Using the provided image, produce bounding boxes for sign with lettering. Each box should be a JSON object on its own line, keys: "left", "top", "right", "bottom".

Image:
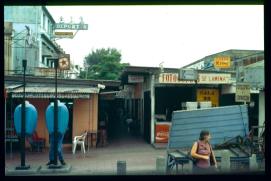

{"left": 214, "top": 56, "right": 231, "bottom": 69}
{"left": 198, "top": 73, "right": 231, "bottom": 84}
{"left": 54, "top": 31, "right": 74, "bottom": 38}
{"left": 179, "top": 69, "right": 198, "bottom": 80}
{"left": 35, "top": 68, "right": 61, "bottom": 77}
{"left": 54, "top": 23, "right": 88, "bottom": 30}
{"left": 197, "top": 89, "right": 219, "bottom": 107}
{"left": 159, "top": 73, "right": 195, "bottom": 84}
{"left": 159, "top": 73, "right": 231, "bottom": 84}
{"left": 235, "top": 83, "right": 250, "bottom": 102}
{"left": 128, "top": 75, "right": 144, "bottom": 83}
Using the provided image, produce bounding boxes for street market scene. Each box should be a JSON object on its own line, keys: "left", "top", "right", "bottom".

{"left": 4, "top": 5, "right": 265, "bottom": 175}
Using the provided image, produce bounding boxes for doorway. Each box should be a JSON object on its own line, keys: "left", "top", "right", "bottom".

{"left": 49, "top": 99, "right": 73, "bottom": 144}
{"left": 143, "top": 91, "right": 151, "bottom": 143}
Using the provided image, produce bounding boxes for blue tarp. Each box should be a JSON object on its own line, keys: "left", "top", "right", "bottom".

{"left": 168, "top": 105, "right": 249, "bottom": 149}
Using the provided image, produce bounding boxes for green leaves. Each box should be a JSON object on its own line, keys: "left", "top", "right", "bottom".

{"left": 80, "top": 48, "right": 129, "bottom": 80}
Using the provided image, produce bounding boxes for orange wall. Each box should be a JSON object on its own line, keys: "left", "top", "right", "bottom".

{"left": 72, "top": 94, "right": 98, "bottom": 138}
{"left": 27, "top": 99, "right": 50, "bottom": 147}
{"left": 26, "top": 94, "right": 98, "bottom": 148}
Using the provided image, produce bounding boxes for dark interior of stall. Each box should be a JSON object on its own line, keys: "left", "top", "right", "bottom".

{"left": 98, "top": 98, "right": 127, "bottom": 141}
{"left": 144, "top": 91, "right": 151, "bottom": 143}
{"left": 220, "top": 93, "right": 259, "bottom": 136}
{"left": 155, "top": 86, "right": 194, "bottom": 122}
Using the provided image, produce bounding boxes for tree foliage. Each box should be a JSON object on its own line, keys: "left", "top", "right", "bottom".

{"left": 80, "top": 48, "right": 129, "bottom": 80}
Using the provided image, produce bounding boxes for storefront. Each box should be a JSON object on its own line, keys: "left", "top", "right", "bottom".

{"left": 5, "top": 76, "right": 103, "bottom": 149}
{"left": 6, "top": 85, "right": 99, "bottom": 148}
{"left": 152, "top": 72, "right": 233, "bottom": 145}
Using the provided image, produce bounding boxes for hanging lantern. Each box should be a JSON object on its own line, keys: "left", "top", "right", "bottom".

{"left": 14, "top": 101, "right": 38, "bottom": 136}
{"left": 45, "top": 100, "right": 69, "bottom": 134}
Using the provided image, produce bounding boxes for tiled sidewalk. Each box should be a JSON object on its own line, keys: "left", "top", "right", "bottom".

{"left": 5, "top": 136, "right": 167, "bottom": 175}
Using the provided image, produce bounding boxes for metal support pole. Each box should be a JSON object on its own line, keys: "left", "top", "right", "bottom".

{"left": 5, "top": 89, "right": 6, "bottom": 160}
{"left": 194, "top": 80, "right": 198, "bottom": 102}
{"left": 54, "top": 59, "right": 58, "bottom": 165}
{"left": 16, "top": 59, "right": 30, "bottom": 170}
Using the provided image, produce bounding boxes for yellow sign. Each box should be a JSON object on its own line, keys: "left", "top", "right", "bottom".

{"left": 54, "top": 32, "right": 73, "bottom": 36}
{"left": 54, "top": 31, "right": 74, "bottom": 38}
{"left": 214, "top": 56, "right": 231, "bottom": 68}
{"left": 197, "top": 89, "right": 219, "bottom": 107}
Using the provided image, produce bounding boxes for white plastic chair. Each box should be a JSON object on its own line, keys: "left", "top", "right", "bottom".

{"left": 72, "top": 131, "right": 87, "bottom": 154}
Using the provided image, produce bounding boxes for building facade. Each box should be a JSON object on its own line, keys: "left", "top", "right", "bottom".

{"left": 5, "top": 75, "right": 120, "bottom": 150}
{"left": 4, "top": 22, "right": 13, "bottom": 75}
{"left": 183, "top": 49, "right": 264, "bottom": 73}
{"left": 4, "top": 6, "right": 65, "bottom": 75}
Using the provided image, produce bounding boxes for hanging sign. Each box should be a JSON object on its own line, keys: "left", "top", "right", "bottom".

{"left": 54, "top": 23, "right": 88, "bottom": 30}
{"left": 235, "top": 83, "right": 250, "bottom": 102}
{"left": 54, "top": 31, "right": 74, "bottom": 38}
{"left": 58, "top": 54, "right": 70, "bottom": 70}
{"left": 128, "top": 75, "right": 144, "bottom": 83}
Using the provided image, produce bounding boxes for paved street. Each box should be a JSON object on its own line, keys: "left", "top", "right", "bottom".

{"left": 5, "top": 135, "right": 167, "bottom": 175}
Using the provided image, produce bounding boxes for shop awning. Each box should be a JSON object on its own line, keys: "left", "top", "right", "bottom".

{"left": 9, "top": 85, "right": 100, "bottom": 99}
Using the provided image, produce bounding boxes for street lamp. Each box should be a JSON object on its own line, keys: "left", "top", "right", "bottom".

{"left": 46, "top": 58, "right": 61, "bottom": 168}
{"left": 16, "top": 59, "right": 30, "bottom": 170}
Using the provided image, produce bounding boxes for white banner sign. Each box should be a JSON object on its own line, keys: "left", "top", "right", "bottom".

{"left": 159, "top": 73, "right": 195, "bottom": 84}
{"left": 198, "top": 73, "right": 231, "bottom": 84}
{"left": 159, "top": 73, "right": 231, "bottom": 84}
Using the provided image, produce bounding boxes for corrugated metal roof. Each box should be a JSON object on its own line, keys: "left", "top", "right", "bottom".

{"left": 244, "top": 60, "right": 264, "bottom": 68}
{"left": 168, "top": 105, "right": 249, "bottom": 150}
{"left": 11, "top": 86, "right": 100, "bottom": 94}
{"left": 8, "top": 85, "right": 99, "bottom": 99}
{"left": 5, "top": 84, "right": 23, "bottom": 91}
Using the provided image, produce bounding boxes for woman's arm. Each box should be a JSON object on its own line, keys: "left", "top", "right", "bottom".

{"left": 191, "top": 142, "right": 209, "bottom": 160}
{"left": 210, "top": 144, "right": 217, "bottom": 167}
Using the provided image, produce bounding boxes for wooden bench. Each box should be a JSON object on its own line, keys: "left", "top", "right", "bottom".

{"left": 166, "top": 150, "right": 190, "bottom": 174}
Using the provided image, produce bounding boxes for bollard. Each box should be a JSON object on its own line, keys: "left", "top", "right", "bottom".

{"left": 156, "top": 156, "right": 166, "bottom": 174}
{"left": 117, "top": 161, "right": 126, "bottom": 175}
{"left": 221, "top": 150, "right": 231, "bottom": 173}
{"left": 249, "top": 154, "right": 258, "bottom": 171}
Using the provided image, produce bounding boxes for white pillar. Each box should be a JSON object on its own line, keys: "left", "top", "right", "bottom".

{"left": 151, "top": 75, "right": 155, "bottom": 144}
{"left": 258, "top": 90, "right": 265, "bottom": 137}
{"left": 221, "top": 150, "right": 231, "bottom": 173}
{"left": 156, "top": 156, "right": 166, "bottom": 174}
{"left": 249, "top": 154, "right": 258, "bottom": 171}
